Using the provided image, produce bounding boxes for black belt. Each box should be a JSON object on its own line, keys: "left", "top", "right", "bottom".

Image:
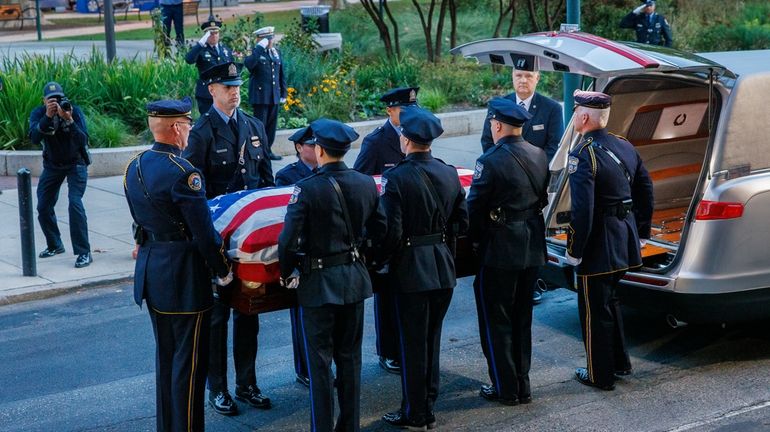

{"left": 600, "top": 200, "right": 633, "bottom": 218}
{"left": 145, "top": 231, "right": 189, "bottom": 242}
{"left": 404, "top": 232, "right": 446, "bottom": 247}
{"left": 490, "top": 207, "right": 542, "bottom": 224}
{"left": 304, "top": 249, "right": 360, "bottom": 271}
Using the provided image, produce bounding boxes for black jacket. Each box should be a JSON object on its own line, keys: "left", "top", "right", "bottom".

{"left": 244, "top": 44, "right": 287, "bottom": 106}
{"left": 353, "top": 120, "right": 404, "bottom": 175}
{"left": 620, "top": 11, "right": 673, "bottom": 47}
{"left": 184, "top": 42, "right": 234, "bottom": 99}
{"left": 275, "top": 160, "right": 315, "bottom": 186}
{"left": 29, "top": 105, "right": 90, "bottom": 169}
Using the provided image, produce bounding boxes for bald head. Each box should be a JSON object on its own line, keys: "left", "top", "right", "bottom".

{"left": 574, "top": 106, "right": 610, "bottom": 134}
{"left": 149, "top": 116, "right": 192, "bottom": 149}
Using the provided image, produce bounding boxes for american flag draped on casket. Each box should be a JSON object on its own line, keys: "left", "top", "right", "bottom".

{"left": 208, "top": 167, "right": 476, "bottom": 314}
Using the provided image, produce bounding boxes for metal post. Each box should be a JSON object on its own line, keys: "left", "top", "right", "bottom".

{"left": 562, "top": 0, "right": 580, "bottom": 125}
{"left": 104, "top": 0, "right": 116, "bottom": 62}
{"left": 17, "top": 169, "right": 37, "bottom": 277}
{"left": 34, "top": 0, "right": 42, "bottom": 41}
{"left": 209, "top": 0, "right": 213, "bottom": 20}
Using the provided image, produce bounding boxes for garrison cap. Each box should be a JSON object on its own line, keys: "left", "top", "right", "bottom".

{"left": 146, "top": 97, "right": 193, "bottom": 119}
{"left": 201, "top": 15, "right": 222, "bottom": 32}
{"left": 202, "top": 62, "right": 243, "bottom": 86}
{"left": 288, "top": 126, "right": 316, "bottom": 145}
{"left": 574, "top": 90, "right": 612, "bottom": 109}
{"left": 487, "top": 97, "right": 532, "bottom": 127}
{"left": 254, "top": 26, "right": 275, "bottom": 39}
{"left": 380, "top": 87, "right": 419, "bottom": 107}
{"left": 399, "top": 105, "right": 444, "bottom": 145}
{"left": 43, "top": 81, "right": 65, "bottom": 98}
{"left": 310, "top": 118, "right": 358, "bottom": 152}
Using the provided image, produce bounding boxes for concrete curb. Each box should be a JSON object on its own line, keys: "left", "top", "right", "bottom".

{"left": 1, "top": 109, "right": 487, "bottom": 176}
{"left": 0, "top": 272, "right": 134, "bottom": 306}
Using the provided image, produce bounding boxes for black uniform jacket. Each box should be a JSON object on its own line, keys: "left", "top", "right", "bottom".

{"left": 244, "top": 45, "right": 287, "bottom": 105}
{"left": 379, "top": 152, "right": 469, "bottom": 293}
{"left": 481, "top": 92, "right": 564, "bottom": 160}
{"left": 278, "top": 161, "right": 387, "bottom": 307}
{"left": 184, "top": 107, "right": 274, "bottom": 199}
{"left": 619, "top": 12, "right": 673, "bottom": 47}
{"left": 353, "top": 120, "right": 404, "bottom": 175}
{"left": 468, "top": 135, "right": 549, "bottom": 270}
{"left": 124, "top": 142, "right": 230, "bottom": 313}
{"left": 567, "top": 129, "right": 654, "bottom": 276}
{"left": 184, "top": 43, "right": 234, "bottom": 99}
{"left": 29, "top": 104, "right": 90, "bottom": 169}
{"left": 275, "top": 160, "right": 315, "bottom": 186}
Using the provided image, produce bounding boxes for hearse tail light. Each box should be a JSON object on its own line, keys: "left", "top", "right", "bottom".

{"left": 695, "top": 201, "right": 744, "bottom": 220}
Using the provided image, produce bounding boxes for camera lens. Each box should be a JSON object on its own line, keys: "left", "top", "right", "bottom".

{"left": 60, "top": 98, "right": 72, "bottom": 112}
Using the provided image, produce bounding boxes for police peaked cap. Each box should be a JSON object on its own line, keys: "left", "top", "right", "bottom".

{"left": 146, "top": 97, "right": 193, "bottom": 119}
{"left": 487, "top": 97, "right": 532, "bottom": 127}
{"left": 310, "top": 118, "right": 359, "bottom": 151}
{"left": 201, "top": 16, "right": 222, "bottom": 32}
{"left": 202, "top": 62, "right": 243, "bottom": 86}
{"left": 399, "top": 105, "right": 444, "bottom": 145}
{"left": 288, "top": 126, "right": 316, "bottom": 145}
{"left": 645, "top": 0, "right": 655, "bottom": 6}
{"left": 573, "top": 90, "right": 612, "bottom": 109}
{"left": 380, "top": 87, "right": 420, "bottom": 107}
{"left": 254, "top": 26, "right": 275, "bottom": 38}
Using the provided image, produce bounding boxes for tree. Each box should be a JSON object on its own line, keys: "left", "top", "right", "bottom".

{"left": 360, "top": 0, "right": 400, "bottom": 59}
{"left": 413, "top": 0, "right": 457, "bottom": 63}
{"left": 493, "top": 0, "right": 518, "bottom": 38}
{"left": 525, "top": 0, "right": 566, "bottom": 32}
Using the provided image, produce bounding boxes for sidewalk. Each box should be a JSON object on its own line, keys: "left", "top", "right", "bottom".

{"left": 0, "top": 132, "right": 482, "bottom": 306}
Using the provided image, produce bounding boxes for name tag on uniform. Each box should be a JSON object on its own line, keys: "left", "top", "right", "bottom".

{"left": 384, "top": 163, "right": 395, "bottom": 167}
{"left": 532, "top": 124, "right": 545, "bottom": 131}
{"left": 216, "top": 148, "right": 228, "bottom": 153}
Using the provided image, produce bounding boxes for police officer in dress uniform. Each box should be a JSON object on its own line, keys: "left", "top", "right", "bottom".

{"left": 245, "top": 26, "right": 287, "bottom": 161}
{"left": 183, "top": 62, "right": 275, "bottom": 416}
{"left": 378, "top": 106, "right": 469, "bottom": 431}
{"left": 565, "top": 90, "right": 654, "bottom": 391}
{"left": 278, "top": 119, "right": 386, "bottom": 432}
{"left": 620, "top": 0, "right": 673, "bottom": 47}
{"left": 274, "top": 126, "right": 318, "bottom": 388}
{"left": 185, "top": 17, "right": 234, "bottom": 115}
{"left": 353, "top": 86, "right": 419, "bottom": 375}
{"left": 468, "top": 98, "right": 549, "bottom": 406}
{"left": 124, "top": 97, "right": 233, "bottom": 432}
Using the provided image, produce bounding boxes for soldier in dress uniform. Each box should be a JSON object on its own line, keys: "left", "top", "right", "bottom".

{"left": 468, "top": 98, "right": 549, "bottom": 406}
{"left": 354, "top": 86, "right": 419, "bottom": 375}
{"left": 378, "top": 106, "right": 469, "bottom": 431}
{"left": 124, "top": 97, "right": 233, "bottom": 432}
{"left": 274, "top": 126, "right": 317, "bottom": 388}
{"left": 565, "top": 90, "right": 654, "bottom": 391}
{"left": 278, "top": 118, "right": 386, "bottom": 432}
{"left": 620, "top": 0, "right": 673, "bottom": 47}
{"left": 185, "top": 17, "right": 234, "bottom": 115}
{"left": 245, "top": 26, "right": 287, "bottom": 161}
{"left": 183, "top": 61, "right": 275, "bottom": 416}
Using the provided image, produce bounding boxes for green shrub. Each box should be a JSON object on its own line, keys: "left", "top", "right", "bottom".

{"left": 418, "top": 88, "right": 448, "bottom": 112}
{"left": 84, "top": 108, "right": 138, "bottom": 148}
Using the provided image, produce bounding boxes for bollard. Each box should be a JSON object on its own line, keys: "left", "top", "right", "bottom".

{"left": 17, "top": 168, "right": 37, "bottom": 277}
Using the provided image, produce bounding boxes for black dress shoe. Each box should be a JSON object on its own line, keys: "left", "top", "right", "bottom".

{"left": 296, "top": 373, "right": 310, "bottom": 388}
{"left": 382, "top": 410, "right": 427, "bottom": 431}
{"left": 532, "top": 289, "right": 543, "bottom": 305}
{"left": 575, "top": 367, "right": 615, "bottom": 391}
{"left": 268, "top": 153, "right": 283, "bottom": 161}
{"left": 479, "top": 384, "right": 519, "bottom": 406}
{"left": 235, "top": 384, "right": 272, "bottom": 409}
{"left": 379, "top": 356, "right": 401, "bottom": 375}
{"left": 74, "top": 252, "right": 92, "bottom": 268}
{"left": 209, "top": 391, "right": 238, "bottom": 415}
{"left": 39, "top": 246, "right": 65, "bottom": 258}
{"left": 615, "top": 368, "right": 632, "bottom": 377}
{"left": 425, "top": 412, "right": 437, "bottom": 430}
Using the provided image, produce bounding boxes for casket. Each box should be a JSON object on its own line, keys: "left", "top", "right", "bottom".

{"left": 210, "top": 169, "right": 475, "bottom": 315}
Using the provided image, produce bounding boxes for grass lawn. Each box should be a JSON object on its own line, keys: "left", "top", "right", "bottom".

{"left": 50, "top": 8, "right": 299, "bottom": 41}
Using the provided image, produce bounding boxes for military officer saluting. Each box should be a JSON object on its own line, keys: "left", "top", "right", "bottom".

{"left": 185, "top": 16, "right": 234, "bottom": 115}
{"left": 278, "top": 119, "right": 386, "bottom": 432}
{"left": 124, "top": 97, "right": 233, "bottom": 432}
{"left": 274, "top": 125, "right": 317, "bottom": 388}
{"left": 378, "top": 106, "right": 469, "bottom": 430}
{"left": 468, "top": 98, "right": 549, "bottom": 406}
{"left": 565, "top": 90, "right": 654, "bottom": 391}
{"left": 184, "top": 61, "right": 275, "bottom": 416}
{"left": 353, "top": 86, "right": 419, "bottom": 375}
{"left": 620, "top": 0, "right": 673, "bottom": 47}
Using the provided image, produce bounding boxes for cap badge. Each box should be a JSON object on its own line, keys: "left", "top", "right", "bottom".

{"left": 228, "top": 63, "right": 237, "bottom": 76}
{"left": 409, "top": 89, "right": 416, "bottom": 102}
{"left": 49, "top": 85, "right": 56, "bottom": 91}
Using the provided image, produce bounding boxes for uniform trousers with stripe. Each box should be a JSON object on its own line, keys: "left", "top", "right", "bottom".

{"left": 576, "top": 271, "right": 632, "bottom": 387}
{"left": 289, "top": 307, "right": 309, "bottom": 377}
{"left": 372, "top": 271, "right": 400, "bottom": 361}
{"left": 474, "top": 266, "right": 538, "bottom": 401}
{"left": 394, "top": 289, "right": 453, "bottom": 424}
{"left": 149, "top": 308, "right": 210, "bottom": 432}
{"left": 301, "top": 301, "right": 364, "bottom": 432}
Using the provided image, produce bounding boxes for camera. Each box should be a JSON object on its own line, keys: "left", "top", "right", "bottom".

{"left": 59, "top": 97, "right": 72, "bottom": 112}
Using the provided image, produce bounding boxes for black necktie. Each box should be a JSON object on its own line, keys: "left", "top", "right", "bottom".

{"left": 228, "top": 117, "right": 238, "bottom": 141}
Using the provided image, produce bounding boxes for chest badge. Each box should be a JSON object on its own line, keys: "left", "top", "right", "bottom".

{"left": 251, "top": 136, "right": 261, "bottom": 147}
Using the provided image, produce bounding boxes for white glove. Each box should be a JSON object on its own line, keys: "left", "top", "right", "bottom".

{"left": 214, "top": 271, "right": 233, "bottom": 286}
{"left": 198, "top": 30, "right": 211, "bottom": 47}
{"left": 257, "top": 38, "right": 269, "bottom": 49}
{"left": 280, "top": 98, "right": 287, "bottom": 104}
{"left": 640, "top": 239, "right": 648, "bottom": 248}
{"left": 280, "top": 268, "right": 301, "bottom": 289}
{"left": 633, "top": 4, "right": 646, "bottom": 14}
{"left": 564, "top": 252, "right": 582, "bottom": 266}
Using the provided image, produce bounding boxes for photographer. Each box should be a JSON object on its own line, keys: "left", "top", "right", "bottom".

{"left": 29, "top": 81, "right": 93, "bottom": 268}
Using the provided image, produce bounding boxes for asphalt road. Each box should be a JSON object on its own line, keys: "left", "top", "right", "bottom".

{"left": 1, "top": 278, "right": 769, "bottom": 432}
